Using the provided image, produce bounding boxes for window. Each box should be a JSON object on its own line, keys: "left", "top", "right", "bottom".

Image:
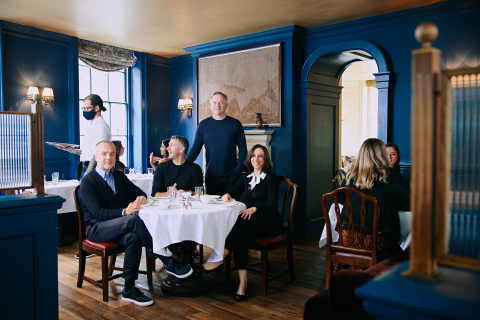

{"left": 79, "top": 59, "right": 129, "bottom": 166}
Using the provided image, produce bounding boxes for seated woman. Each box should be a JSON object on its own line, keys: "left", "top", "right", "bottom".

{"left": 338, "top": 138, "right": 409, "bottom": 269}
{"left": 112, "top": 140, "right": 126, "bottom": 173}
{"left": 197, "top": 144, "right": 282, "bottom": 302}
{"left": 385, "top": 142, "right": 401, "bottom": 172}
{"left": 149, "top": 138, "right": 170, "bottom": 170}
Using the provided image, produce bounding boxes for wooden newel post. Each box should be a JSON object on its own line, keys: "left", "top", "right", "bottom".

{"left": 32, "top": 101, "right": 45, "bottom": 195}
{"left": 404, "top": 22, "right": 443, "bottom": 280}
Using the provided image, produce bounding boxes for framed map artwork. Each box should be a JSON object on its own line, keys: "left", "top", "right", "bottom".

{"left": 197, "top": 42, "right": 282, "bottom": 127}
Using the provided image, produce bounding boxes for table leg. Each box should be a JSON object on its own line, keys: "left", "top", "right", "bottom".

{"left": 161, "top": 241, "right": 211, "bottom": 296}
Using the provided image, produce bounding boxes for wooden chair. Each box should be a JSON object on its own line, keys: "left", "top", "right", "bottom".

{"left": 73, "top": 186, "right": 153, "bottom": 302}
{"left": 322, "top": 187, "right": 385, "bottom": 289}
{"left": 331, "top": 169, "right": 347, "bottom": 190}
{"left": 226, "top": 175, "right": 298, "bottom": 295}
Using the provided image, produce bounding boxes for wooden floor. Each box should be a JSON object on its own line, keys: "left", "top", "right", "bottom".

{"left": 58, "top": 239, "right": 326, "bottom": 319}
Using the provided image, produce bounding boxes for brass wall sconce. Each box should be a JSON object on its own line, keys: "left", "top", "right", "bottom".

{"left": 26, "top": 86, "right": 54, "bottom": 110}
{"left": 178, "top": 98, "right": 193, "bottom": 117}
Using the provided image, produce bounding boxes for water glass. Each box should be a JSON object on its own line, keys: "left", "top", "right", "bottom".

{"left": 195, "top": 186, "right": 204, "bottom": 200}
{"left": 175, "top": 190, "right": 182, "bottom": 207}
{"left": 129, "top": 167, "right": 135, "bottom": 175}
{"left": 52, "top": 172, "right": 59, "bottom": 185}
{"left": 136, "top": 167, "right": 142, "bottom": 175}
{"left": 147, "top": 168, "right": 154, "bottom": 176}
{"left": 168, "top": 186, "right": 177, "bottom": 202}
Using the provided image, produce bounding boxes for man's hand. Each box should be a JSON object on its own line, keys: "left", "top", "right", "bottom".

{"left": 222, "top": 193, "right": 232, "bottom": 202}
{"left": 239, "top": 207, "right": 256, "bottom": 220}
{"left": 124, "top": 196, "right": 147, "bottom": 215}
{"left": 56, "top": 145, "right": 75, "bottom": 153}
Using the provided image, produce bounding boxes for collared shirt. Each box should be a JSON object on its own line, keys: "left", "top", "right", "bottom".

{"left": 96, "top": 166, "right": 116, "bottom": 193}
{"left": 80, "top": 116, "right": 111, "bottom": 161}
{"left": 247, "top": 171, "right": 267, "bottom": 190}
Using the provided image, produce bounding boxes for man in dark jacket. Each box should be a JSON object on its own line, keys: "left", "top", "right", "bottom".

{"left": 79, "top": 141, "right": 192, "bottom": 306}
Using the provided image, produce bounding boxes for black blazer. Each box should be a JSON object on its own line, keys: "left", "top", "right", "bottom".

{"left": 78, "top": 169, "right": 147, "bottom": 224}
{"left": 339, "top": 168, "right": 410, "bottom": 242}
{"left": 226, "top": 172, "right": 279, "bottom": 216}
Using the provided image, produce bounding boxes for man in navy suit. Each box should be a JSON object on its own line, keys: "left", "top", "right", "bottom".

{"left": 78, "top": 141, "right": 192, "bottom": 306}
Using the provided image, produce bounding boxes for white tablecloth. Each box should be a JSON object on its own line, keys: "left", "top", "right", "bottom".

{"left": 127, "top": 174, "right": 154, "bottom": 198}
{"left": 31, "top": 180, "right": 80, "bottom": 214}
{"left": 139, "top": 200, "right": 246, "bottom": 257}
{"left": 319, "top": 203, "right": 412, "bottom": 249}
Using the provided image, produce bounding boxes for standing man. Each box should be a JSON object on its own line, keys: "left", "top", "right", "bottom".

{"left": 79, "top": 141, "right": 193, "bottom": 306}
{"left": 57, "top": 94, "right": 111, "bottom": 180}
{"left": 151, "top": 135, "right": 203, "bottom": 197}
{"left": 186, "top": 91, "right": 247, "bottom": 195}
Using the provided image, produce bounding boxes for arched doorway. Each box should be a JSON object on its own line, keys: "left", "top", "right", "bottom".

{"left": 299, "top": 41, "right": 391, "bottom": 237}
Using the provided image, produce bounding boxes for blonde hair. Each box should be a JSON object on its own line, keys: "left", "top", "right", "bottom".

{"left": 345, "top": 138, "right": 389, "bottom": 189}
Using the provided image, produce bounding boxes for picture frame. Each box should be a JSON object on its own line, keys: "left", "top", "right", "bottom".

{"left": 197, "top": 42, "right": 282, "bottom": 127}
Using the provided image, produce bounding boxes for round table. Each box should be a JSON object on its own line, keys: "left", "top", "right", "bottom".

{"left": 127, "top": 174, "right": 154, "bottom": 198}
{"left": 138, "top": 198, "right": 246, "bottom": 296}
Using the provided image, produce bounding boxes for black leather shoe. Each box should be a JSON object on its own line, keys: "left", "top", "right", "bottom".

{"left": 195, "top": 262, "right": 224, "bottom": 274}
{"left": 234, "top": 294, "right": 246, "bottom": 302}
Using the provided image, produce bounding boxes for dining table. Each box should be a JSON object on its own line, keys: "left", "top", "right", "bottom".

{"left": 126, "top": 173, "right": 154, "bottom": 198}
{"left": 138, "top": 197, "right": 246, "bottom": 296}
{"left": 319, "top": 203, "right": 412, "bottom": 250}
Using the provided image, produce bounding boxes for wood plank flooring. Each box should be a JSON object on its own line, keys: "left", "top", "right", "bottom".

{"left": 58, "top": 239, "right": 326, "bottom": 319}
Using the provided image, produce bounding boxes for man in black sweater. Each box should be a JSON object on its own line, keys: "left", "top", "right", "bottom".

{"left": 79, "top": 141, "right": 193, "bottom": 306}
{"left": 151, "top": 135, "right": 203, "bottom": 197}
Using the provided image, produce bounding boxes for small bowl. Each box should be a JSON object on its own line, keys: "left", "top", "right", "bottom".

{"left": 200, "top": 195, "right": 217, "bottom": 203}
{"left": 156, "top": 200, "right": 170, "bottom": 209}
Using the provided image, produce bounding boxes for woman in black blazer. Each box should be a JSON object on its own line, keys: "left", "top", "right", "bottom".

{"left": 197, "top": 144, "right": 281, "bottom": 301}
{"left": 339, "top": 138, "right": 410, "bottom": 258}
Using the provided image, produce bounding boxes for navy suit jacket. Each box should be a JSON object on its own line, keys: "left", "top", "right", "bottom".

{"left": 78, "top": 169, "right": 147, "bottom": 224}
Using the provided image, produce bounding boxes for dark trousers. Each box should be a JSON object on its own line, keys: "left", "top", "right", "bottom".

{"left": 225, "top": 213, "right": 281, "bottom": 270}
{"left": 205, "top": 171, "right": 240, "bottom": 196}
{"left": 86, "top": 215, "right": 154, "bottom": 281}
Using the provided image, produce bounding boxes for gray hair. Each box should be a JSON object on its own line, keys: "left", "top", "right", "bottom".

{"left": 95, "top": 140, "right": 115, "bottom": 153}
{"left": 170, "top": 135, "right": 189, "bottom": 154}
{"left": 210, "top": 91, "right": 228, "bottom": 103}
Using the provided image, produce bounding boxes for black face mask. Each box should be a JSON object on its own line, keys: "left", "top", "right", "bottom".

{"left": 83, "top": 109, "right": 96, "bottom": 120}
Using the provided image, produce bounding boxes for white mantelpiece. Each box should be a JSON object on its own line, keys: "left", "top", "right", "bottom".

{"left": 244, "top": 129, "right": 275, "bottom": 154}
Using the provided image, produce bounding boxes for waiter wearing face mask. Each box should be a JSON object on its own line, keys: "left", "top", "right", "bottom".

{"left": 56, "top": 94, "right": 111, "bottom": 180}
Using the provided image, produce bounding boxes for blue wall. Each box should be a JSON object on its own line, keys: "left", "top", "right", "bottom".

{"left": 1, "top": 22, "right": 76, "bottom": 179}
{"left": 146, "top": 54, "right": 170, "bottom": 165}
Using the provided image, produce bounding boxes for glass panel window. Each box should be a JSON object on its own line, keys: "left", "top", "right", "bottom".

{"left": 110, "top": 103, "right": 127, "bottom": 136}
{"left": 79, "top": 59, "right": 129, "bottom": 167}
{"left": 109, "top": 72, "right": 126, "bottom": 102}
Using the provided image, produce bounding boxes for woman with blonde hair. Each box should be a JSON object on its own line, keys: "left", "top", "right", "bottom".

{"left": 339, "top": 138, "right": 409, "bottom": 263}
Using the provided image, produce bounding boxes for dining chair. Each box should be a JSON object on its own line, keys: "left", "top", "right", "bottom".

{"left": 225, "top": 175, "right": 298, "bottom": 295}
{"left": 73, "top": 185, "right": 153, "bottom": 302}
{"left": 331, "top": 169, "right": 347, "bottom": 190}
{"left": 322, "top": 187, "right": 397, "bottom": 289}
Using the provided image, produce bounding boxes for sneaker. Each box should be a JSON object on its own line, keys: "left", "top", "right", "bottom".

{"left": 75, "top": 252, "right": 95, "bottom": 259}
{"left": 162, "top": 257, "right": 193, "bottom": 279}
{"left": 122, "top": 287, "right": 153, "bottom": 306}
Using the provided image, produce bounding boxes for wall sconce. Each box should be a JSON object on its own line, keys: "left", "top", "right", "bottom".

{"left": 178, "top": 98, "right": 193, "bottom": 117}
{"left": 26, "top": 86, "right": 54, "bottom": 110}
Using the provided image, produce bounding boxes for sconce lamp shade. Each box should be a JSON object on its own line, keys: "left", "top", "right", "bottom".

{"left": 178, "top": 99, "right": 186, "bottom": 109}
{"left": 178, "top": 98, "right": 193, "bottom": 117}
{"left": 26, "top": 86, "right": 40, "bottom": 101}
{"left": 42, "top": 87, "right": 54, "bottom": 102}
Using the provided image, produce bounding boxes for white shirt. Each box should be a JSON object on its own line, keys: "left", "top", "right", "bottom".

{"left": 247, "top": 172, "right": 267, "bottom": 190}
{"left": 80, "top": 115, "right": 111, "bottom": 161}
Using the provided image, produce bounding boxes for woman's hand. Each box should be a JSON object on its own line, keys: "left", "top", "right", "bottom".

{"left": 222, "top": 193, "right": 232, "bottom": 202}
{"left": 239, "top": 207, "right": 256, "bottom": 220}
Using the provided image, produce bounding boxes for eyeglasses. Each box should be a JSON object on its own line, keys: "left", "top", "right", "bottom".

{"left": 81, "top": 106, "right": 94, "bottom": 111}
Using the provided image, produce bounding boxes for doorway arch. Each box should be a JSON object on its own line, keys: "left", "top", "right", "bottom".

{"left": 299, "top": 40, "right": 392, "bottom": 237}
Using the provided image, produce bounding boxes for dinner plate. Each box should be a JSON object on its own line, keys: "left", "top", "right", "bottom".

{"left": 151, "top": 196, "right": 169, "bottom": 200}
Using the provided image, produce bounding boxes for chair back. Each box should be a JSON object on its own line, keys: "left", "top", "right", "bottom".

{"left": 73, "top": 185, "right": 87, "bottom": 245}
{"left": 331, "top": 170, "right": 347, "bottom": 190}
{"left": 322, "top": 187, "right": 380, "bottom": 269}
{"left": 277, "top": 176, "right": 298, "bottom": 237}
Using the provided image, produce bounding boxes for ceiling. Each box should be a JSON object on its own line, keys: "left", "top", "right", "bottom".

{"left": 0, "top": 0, "right": 441, "bottom": 58}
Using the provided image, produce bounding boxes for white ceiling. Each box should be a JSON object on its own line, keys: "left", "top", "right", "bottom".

{"left": 0, "top": 0, "right": 441, "bottom": 57}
